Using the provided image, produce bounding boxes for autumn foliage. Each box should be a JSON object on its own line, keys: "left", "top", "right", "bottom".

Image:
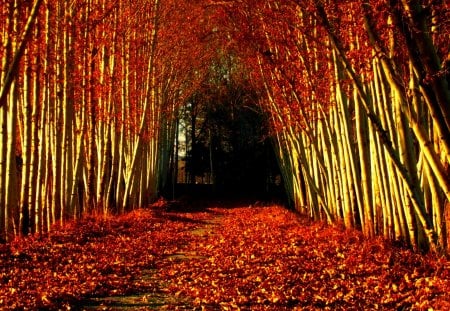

{"left": 1, "top": 8, "right": 450, "bottom": 311}
{"left": 0, "top": 0, "right": 218, "bottom": 239}
{"left": 218, "top": 0, "right": 450, "bottom": 252}
{"left": 162, "top": 204, "right": 450, "bottom": 310}
{"left": 0, "top": 201, "right": 449, "bottom": 309}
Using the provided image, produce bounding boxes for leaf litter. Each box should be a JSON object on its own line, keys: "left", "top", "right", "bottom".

{"left": 0, "top": 200, "right": 449, "bottom": 310}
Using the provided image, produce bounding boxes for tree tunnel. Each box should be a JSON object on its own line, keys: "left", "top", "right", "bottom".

{"left": 0, "top": 0, "right": 449, "bottom": 252}
{"left": 169, "top": 56, "right": 285, "bottom": 201}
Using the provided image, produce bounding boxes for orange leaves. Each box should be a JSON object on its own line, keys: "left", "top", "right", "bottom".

{"left": 161, "top": 204, "right": 450, "bottom": 310}
{"left": 0, "top": 206, "right": 201, "bottom": 309}
{"left": 1, "top": 201, "right": 449, "bottom": 309}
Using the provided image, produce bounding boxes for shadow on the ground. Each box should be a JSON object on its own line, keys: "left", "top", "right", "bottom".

{"left": 149, "top": 199, "right": 221, "bottom": 225}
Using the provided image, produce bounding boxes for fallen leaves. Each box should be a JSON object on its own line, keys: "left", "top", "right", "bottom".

{"left": 0, "top": 204, "right": 211, "bottom": 310}
{"left": 160, "top": 204, "right": 450, "bottom": 310}
{"left": 0, "top": 201, "right": 449, "bottom": 310}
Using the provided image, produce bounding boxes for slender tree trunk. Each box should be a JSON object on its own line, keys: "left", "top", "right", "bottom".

{"left": 19, "top": 50, "right": 32, "bottom": 235}
{"left": 0, "top": 0, "right": 43, "bottom": 109}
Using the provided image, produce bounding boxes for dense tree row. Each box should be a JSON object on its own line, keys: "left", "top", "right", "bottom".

{"left": 219, "top": 0, "right": 449, "bottom": 252}
{"left": 0, "top": 0, "right": 213, "bottom": 240}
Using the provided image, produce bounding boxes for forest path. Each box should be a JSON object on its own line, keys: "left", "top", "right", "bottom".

{"left": 1, "top": 200, "right": 449, "bottom": 310}
{"left": 79, "top": 200, "right": 226, "bottom": 310}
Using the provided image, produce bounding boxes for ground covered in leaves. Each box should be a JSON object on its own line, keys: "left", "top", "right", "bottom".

{"left": 0, "top": 200, "right": 449, "bottom": 310}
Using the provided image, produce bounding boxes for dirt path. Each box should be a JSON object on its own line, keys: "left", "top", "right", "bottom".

{"left": 78, "top": 204, "right": 225, "bottom": 310}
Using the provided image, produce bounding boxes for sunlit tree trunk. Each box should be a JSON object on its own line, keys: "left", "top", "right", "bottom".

{"left": 34, "top": 94, "right": 46, "bottom": 234}
{"left": 28, "top": 24, "right": 41, "bottom": 234}
{"left": 0, "top": 1, "right": 14, "bottom": 240}
{"left": 86, "top": 0, "right": 97, "bottom": 213}
{"left": 0, "top": 104, "right": 6, "bottom": 240}
{"left": 5, "top": 85, "right": 19, "bottom": 237}
{"left": 96, "top": 42, "right": 113, "bottom": 214}
{"left": 61, "top": 0, "right": 76, "bottom": 220}
{"left": 18, "top": 49, "right": 33, "bottom": 235}
{"left": 355, "top": 91, "right": 374, "bottom": 237}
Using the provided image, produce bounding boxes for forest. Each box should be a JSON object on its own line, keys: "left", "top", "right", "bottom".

{"left": 0, "top": 0, "right": 449, "bottom": 309}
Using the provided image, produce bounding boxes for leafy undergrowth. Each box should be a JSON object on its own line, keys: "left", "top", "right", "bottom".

{"left": 0, "top": 200, "right": 449, "bottom": 310}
